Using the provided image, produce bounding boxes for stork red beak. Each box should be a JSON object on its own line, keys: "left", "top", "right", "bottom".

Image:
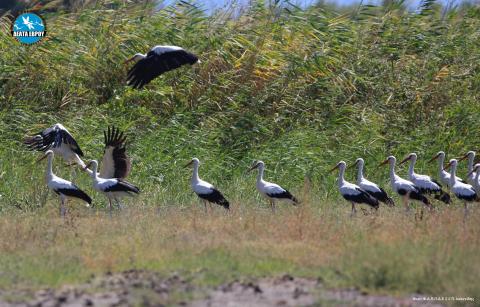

{"left": 347, "top": 160, "right": 359, "bottom": 169}
{"left": 457, "top": 154, "right": 469, "bottom": 162}
{"left": 247, "top": 163, "right": 258, "bottom": 173}
{"left": 427, "top": 153, "right": 440, "bottom": 163}
{"left": 378, "top": 159, "right": 389, "bottom": 167}
{"left": 83, "top": 161, "right": 93, "bottom": 171}
{"left": 443, "top": 161, "right": 453, "bottom": 171}
{"left": 36, "top": 153, "right": 48, "bottom": 163}
{"left": 184, "top": 160, "right": 194, "bottom": 168}
{"left": 398, "top": 155, "right": 411, "bottom": 165}
{"left": 329, "top": 164, "right": 340, "bottom": 173}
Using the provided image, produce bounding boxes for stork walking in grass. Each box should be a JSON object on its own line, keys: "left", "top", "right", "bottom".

{"left": 37, "top": 150, "right": 91, "bottom": 217}
{"left": 25, "top": 123, "right": 86, "bottom": 168}
{"left": 458, "top": 151, "right": 477, "bottom": 186}
{"left": 379, "top": 156, "right": 431, "bottom": 212}
{"left": 428, "top": 151, "right": 464, "bottom": 188}
{"left": 330, "top": 161, "right": 379, "bottom": 216}
{"left": 444, "top": 159, "right": 478, "bottom": 221}
{"left": 83, "top": 160, "right": 139, "bottom": 214}
{"left": 125, "top": 45, "right": 199, "bottom": 89}
{"left": 351, "top": 158, "right": 394, "bottom": 206}
{"left": 248, "top": 161, "right": 298, "bottom": 212}
{"left": 399, "top": 153, "right": 450, "bottom": 204}
{"left": 185, "top": 158, "right": 229, "bottom": 212}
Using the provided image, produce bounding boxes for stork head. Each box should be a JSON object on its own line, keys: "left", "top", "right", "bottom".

{"left": 458, "top": 151, "right": 475, "bottom": 162}
{"left": 329, "top": 161, "right": 346, "bottom": 173}
{"left": 36, "top": 150, "right": 54, "bottom": 163}
{"left": 184, "top": 157, "right": 200, "bottom": 168}
{"left": 248, "top": 160, "right": 264, "bottom": 172}
{"left": 467, "top": 163, "right": 480, "bottom": 177}
{"left": 428, "top": 151, "right": 444, "bottom": 163}
{"left": 443, "top": 159, "right": 457, "bottom": 171}
{"left": 379, "top": 155, "right": 396, "bottom": 167}
{"left": 124, "top": 53, "right": 146, "bottom": 65}
{"left": 399, "top": 153, "right": 417, "bottom": 166}
{"left": 348, "top": 158, "right": 364, "bottom": 169}
{"left": 84, "top": 160, "right": 98, "bottom": 170}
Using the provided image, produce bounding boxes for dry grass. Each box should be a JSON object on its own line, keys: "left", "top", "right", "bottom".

{"left": 0, "top": 199, "right": 479, "bottom": 297}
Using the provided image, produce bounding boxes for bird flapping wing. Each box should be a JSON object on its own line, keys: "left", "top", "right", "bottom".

{"left": 100, "top": 126, "right": 131, "bottom": 179}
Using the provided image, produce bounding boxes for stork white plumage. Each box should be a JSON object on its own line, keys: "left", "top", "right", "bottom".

{"left": 428, "top": 151, "right": 464, "bottom": 188}
{"left": 83, "top": 126, "right": 131, "bottom": 180}
{"left": 25, "top": 123, "right": 85, "bottom": 167}
{"left": 37, "top": 150, "right": 91, "bottom": 217}
{"left": 458, "top": 151, "right": 477, "bottom": 186}
{"left": 125, "top": 45, "right": 199, "bottom": 89}
{"left": 351, "top": 158, "right": 394, "bottom": 206}
{"left": 185, "top": 158, "right": 229, "bottom": 212}
{"left": 467, "top": 164, "right": 480, "bottom": 195}
{"left": 248, "top": 161, "right": 298, "bottom": 212}
{"left": 399, "top": 153, "right": 450, "bottom": 204}
{"left": 444, "top": 159, "right": 478, "bottom": 221}
{"left": 84, "top": 160, "right": 139, "bottom": 214}
{"left": 379, "top": 156, "right": 431, "bottom": 212}
{"left": 330, "top": 161, "right": 379, "bottom": 216}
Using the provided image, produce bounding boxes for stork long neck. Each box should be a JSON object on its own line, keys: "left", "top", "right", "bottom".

{"left": 356, "top": 163, "right": 364, "bottom": 182}
{"left": 91, "top": 163, "right": 98, "bottom": 180}
{"left": 449, "top": 164, "right": 457, "bottom": 187}
{"left": 467, "top": 156, "right": 474, "bottom": 173}
{"left": 46, "top": 155, "right": 54, "bottom": 179}
{"left": 388, "top": 161, "right": 396, "bottom": 184}
{"left": 337, "top": 166, "right": 345, "bottom": 187}
{"left": 408, "top": 159, "right": 415, "bottom": 177}
{"left": 437, "top": 155, "right": 445, "bottom": 176}
{"left": 192, "top": 163, "right": 200, "bottom": 183}
{"left": 257, "top": 165, "right": 265, "bottom": 184}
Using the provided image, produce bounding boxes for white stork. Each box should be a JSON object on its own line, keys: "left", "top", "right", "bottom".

{"left": 467, "top": 164, "right": 480, "bottom": 195}
{"left": 399, "top": 153, "right": 450, "bottom": 204}
{"left": 428, "top": 151, "right": 464, "bottom": 188}
{"left": 184, "top": 158, "right": 229, "bottom": 212}
{"left": 351, "top": 158, "right": 394, "bottom": 206}
{"left": 83, "top": 160, "right": 139, "bottom": 214}
{"left": 37, "top": 150, "right": 92, "bottom": 217}
{"left": 125, "top": 45, "right": 199, "bottom": 89}
{"left": 330, "top": 161, "right": 379, "bottom": 216}
{"left": 444, "top": 159, "right": 478, "bottom": 221}
{"left": 458, "top": 151, "right": 477, "bottom": 186}
{"left": 379, "top": 156, "right": 432, "bottom": 212}
{"left": 248, "top": 161, "right": 298, "bottom": 212}
{"left": 83, "top": 126, "right": 131, "bottom": 180}
{"left": 25, "top": 123, "right": 86, "bottom": 167}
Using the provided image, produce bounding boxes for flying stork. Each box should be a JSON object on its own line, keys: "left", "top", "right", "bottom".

{"left": 428, "top": 151, "right": 464, "bottom": 188}
{"left": 37, "top": 150, "right": 92, "bottom": 217}
{"left": 444, "top": 159, "right": 478, "bottom": 221}
{"left": 248, "top": 160, "right": 298, "bottom": 212}
{"left": 25, "top": 123, "right": 86, "bottom": 168}
{"left": 351, "top": 158, "right": 394, "bottom": 206}
{"left": 125, "top": 45, "right": 199, "bottom": 89}
{"left": 399, "top": 153, "right": 450, "bottom": 204}
{"left": 330, "top": 161, "right": 379, "bottom": 216}
{"left": 83, "top": 160, "right": 139, "bottom": 214}
{"left": 379, "top": 156, "right": 432, "bottom": 212}
{"left": 458, "top": 151, "right": 477, "bottom": 186}
{"left": 184, "top": 158, "right": 229, "bottom": 212}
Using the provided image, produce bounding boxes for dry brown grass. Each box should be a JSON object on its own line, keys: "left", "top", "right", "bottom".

{"left": 0, "top": 199, "right": 479, "bottom": 298}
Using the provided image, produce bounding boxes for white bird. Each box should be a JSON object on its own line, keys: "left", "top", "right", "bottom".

{"left": 467, "top": 164, "right": 480, "bottom": 195}
{"left": 399, "top": 153, "right": 450, "bottom": 204}
{"left": 427, "top": 151, "right": 464, "bottom": 188}
{"left": 248, "top": 161, "right": 298, "bottom": 212}
{"left": 25, "top": 123, "right": 86, "bottom": 167}
{"left": 184, "top": 158, "right": 229, "bottom": 211}
{"left": 351, "top": 158, "right": 394, "bottom": 206}
{"left": 458, "top": 151, "right": 477, "bottom": 186}
{"left": 379, "top": 156, "right": 431, "bottom": 212}
{"left": 22, "top": 16, "right": 34, "bottom": 30}
{"left": 444, "top": 159, "right": 478, "bottom": 221}
{"left": 37, "top": 150, "right": 91, "bottom": 217}
{"left": 330, "top": 161, "right": 379, "bottom": 216}
{"left": 84, "top": 160, "right": 139, "bottom": 213}
{"left": 83, "top": 126, "right": 132, "bottom": 179}
{"left": 125, "top": 45, "right": 199, "bottom": 89}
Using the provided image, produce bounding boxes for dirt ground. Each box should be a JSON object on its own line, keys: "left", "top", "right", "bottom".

{"left": 0, "top": 270, "right": 448, "bottom": 306}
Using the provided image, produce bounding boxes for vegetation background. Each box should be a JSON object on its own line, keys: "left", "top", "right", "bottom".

{"left": 0, "top": 0, "right": 479, "bottom": 302}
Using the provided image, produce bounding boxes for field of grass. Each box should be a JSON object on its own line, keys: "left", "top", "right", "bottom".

{"left": 0, "top": 0, "right": 480, "bottom": 301}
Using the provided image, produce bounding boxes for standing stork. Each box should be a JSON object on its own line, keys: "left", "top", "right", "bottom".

{"left": 399, "top": 153, "right": 450, "bottom": 204}
{"left": 428, "top": 151, "right": 464, "bottom": 188}
{"left": 37, "top": 150, "right": 91, "bottom": 217}
{"left": 125, "top": 45, "right": 199, "bottom": 89}
{"left": 467, "top": 164, "right": 480, "bottom": 195}
{"left": 83, "top": 160, "right": 139, "bottom": 214}
{"left": 248, "top": 161, "right": 298, "bottom": 212}
{"left": 379, "top": 156, "right": 432, "bottom": 212}
{"left": 458, "top": 151, "right": 477, "bottom": 186}
{"left": 184, "top": 158, "right": 229, "bottom": 212}
{"left": 25, "top": 123, "right": 85, "bottom": 167}
{"left": 444, "top": 159, "right": 478, "bottom": 221}
{"left": 330, "top": 161, "right": 379, "bottom": 216}
{"left": 351, "top": 158, "right": 394, "bottom": 206}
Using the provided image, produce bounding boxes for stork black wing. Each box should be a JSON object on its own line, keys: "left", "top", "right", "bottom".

{"left": 104, "top": 179, "right": 140, "bottom": 195}
{"left": 55, "top": 187, "right": 92, "bottom": 204}
{"left": 100, "top": 126, "right": 131, "bottom": 179}
{"left": 197, "top": 188, "right": 230, "bottom": 210}
{"left": 24, "top": 124, "right": 83, "bottom": 156}
{"left": 127, "top": 50, "right": 198, "bottom": 89}
{"left": 266, "top": 190, "right": 299, "bottom": 204}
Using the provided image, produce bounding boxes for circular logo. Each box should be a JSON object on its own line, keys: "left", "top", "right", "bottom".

{"left": 11, "top": 13, "right": 46, "bottom": 44}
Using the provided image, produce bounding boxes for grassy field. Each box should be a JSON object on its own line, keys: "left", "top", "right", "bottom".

{"left": 0, "top": 0, "right": 480, "bottom": 301}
